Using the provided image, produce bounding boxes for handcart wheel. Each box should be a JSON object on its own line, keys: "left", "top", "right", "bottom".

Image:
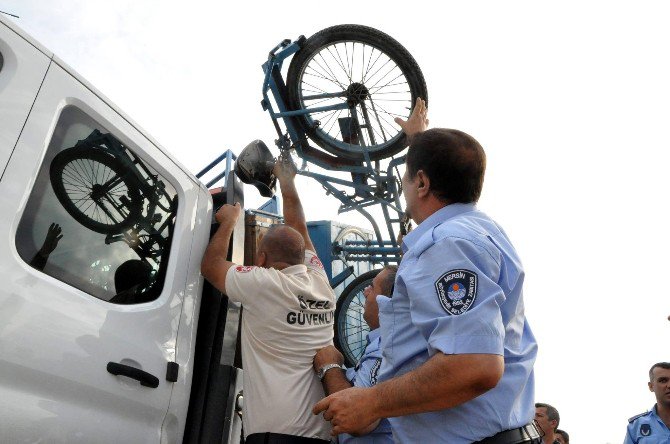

{"left": 287, "top": 24, "right": 428, "bottom": 162}
{"left": 334, "top": 268, "right": 381, "bottom": 367}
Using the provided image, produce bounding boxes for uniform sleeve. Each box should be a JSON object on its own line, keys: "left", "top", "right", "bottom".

{"left": 304, "top": 249, "right": 329, "bottom": 279}
{"left": 404, "top": 236, "right": 505, "bottom": 356}
{"left": 623, "top": 422, "right": 636, "bottom": 444}
{"left": 225, "top": 265, "right": 274, "bottom": 306}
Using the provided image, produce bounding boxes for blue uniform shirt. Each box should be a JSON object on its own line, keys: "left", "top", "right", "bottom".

{"left": 378, "top": 203, "right": 537, "bottom": 443}
{"left": 339, "top": 329, "right": 393, "bottom": 444}
{"left": 625, "top": 405, "right": 670, "bottom": 443}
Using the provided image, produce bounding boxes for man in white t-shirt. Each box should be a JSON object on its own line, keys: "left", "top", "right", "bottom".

{"left": 201, "top": 155, "right": 334, "bottom": 444}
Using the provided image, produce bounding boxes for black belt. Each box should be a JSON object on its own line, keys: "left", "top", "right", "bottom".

{"left": 473, "top": 423, "right": 543, "bottom": 444}
{"left": 245, "top": 432, "right": 330, "bottom": 444}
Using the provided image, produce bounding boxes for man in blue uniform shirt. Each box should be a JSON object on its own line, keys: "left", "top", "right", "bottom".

{"left": 314, "top": 265, "right": 397, "bottom": 444}
{"left": 314, "top": 99, "right": 540, "bottom": 443}
{"left": 625, "top": 362, "right": 670, "bottom": 443}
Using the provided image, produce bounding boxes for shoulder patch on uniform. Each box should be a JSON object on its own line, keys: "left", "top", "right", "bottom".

{"left": 640, "top": 423, "right": 652, "bottom": 436}
{"left": 435, "top": 269, "right": 477, "bottom": 315}
{"left": 309, "top": 255, "right": 324, "bottom": 269}
{"left": 628, "top": 411, "right": 651, "bottom": 423}
{"left": 235, "top": 265, "right": 254, "bottom": 273}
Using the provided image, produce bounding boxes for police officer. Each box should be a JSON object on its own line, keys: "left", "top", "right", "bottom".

{"left": 625, "top": 362, "right": 670, "bottom": 443}
{"left": 313, "top": 99, "right": 540, "bottom": 443}
{"left": 314, "top": 265, "right": 397, "bottom": 444}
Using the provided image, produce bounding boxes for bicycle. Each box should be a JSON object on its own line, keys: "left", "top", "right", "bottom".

{"left": 259, "top": 24, "right": 427, "bottom": 366}
{"left": 49, "top": 129, "right": 176, "bottom": 267}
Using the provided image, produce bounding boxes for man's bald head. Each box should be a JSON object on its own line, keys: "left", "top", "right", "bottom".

{"left": 258, "top": 224, "right": 305, "bottom": 267}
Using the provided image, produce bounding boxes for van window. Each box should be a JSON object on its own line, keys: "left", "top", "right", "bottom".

{"left": 15, "top": 106, "right": 178, "bottom": 304}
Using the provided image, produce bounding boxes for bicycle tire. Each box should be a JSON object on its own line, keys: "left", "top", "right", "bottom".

{"left": 334, "top": 268, "right": 380, "bottom": 367}
{"left": 50, "top": 147, "right": 142, "bottom": 234}
{"left": 287, "top": 24, "right": 428, "bottom": 161}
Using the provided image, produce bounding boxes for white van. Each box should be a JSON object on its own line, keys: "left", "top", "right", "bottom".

{"left": 0, "top": 14, "right": 244, "bottom": 443}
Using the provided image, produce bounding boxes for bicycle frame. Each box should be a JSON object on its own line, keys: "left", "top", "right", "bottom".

{"left": 261, "top": 38, "right": 409, "bottom": 262}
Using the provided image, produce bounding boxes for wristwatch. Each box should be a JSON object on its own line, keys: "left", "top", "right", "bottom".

{"left": 318, "top": 363, "right": 344, "bottom": 380}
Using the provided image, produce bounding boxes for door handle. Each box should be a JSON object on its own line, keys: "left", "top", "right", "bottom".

{"left": 107, "top": 362, "right": 159, "bottom": 388}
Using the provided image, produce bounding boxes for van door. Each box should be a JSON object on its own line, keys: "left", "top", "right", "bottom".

{"left": 0, "top": 59, "right": 199, "bottom": 443}
{"left": 0, "top": 17, "right": 51, "bottom": 177}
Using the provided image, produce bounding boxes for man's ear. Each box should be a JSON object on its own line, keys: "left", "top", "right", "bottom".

{"left": 256, "top": 251, "right": 267, "bottom": 267}
{"left": 416, "top": 170, "right": 431, "bottom": 198}
{"left": 649, "top": 381, "right": 654, "bottom": 392}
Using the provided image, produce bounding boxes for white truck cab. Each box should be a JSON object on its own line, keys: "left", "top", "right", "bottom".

{"left": 0, "top": 15, "right": 243, "bottom": 443}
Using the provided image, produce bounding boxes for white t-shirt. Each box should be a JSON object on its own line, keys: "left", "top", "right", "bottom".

{"left": 225, "top": 250, "right": 335, "bottom": 439}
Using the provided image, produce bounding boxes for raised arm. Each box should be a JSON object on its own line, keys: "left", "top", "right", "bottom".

{"left": 200, "top": 203, "right": 242, "bottom": 294}
{"left": 273, "top": 155, "right": 315, "bottom": 252}
{"left": 394, "top": 97, "right": 429, "bottom": 141}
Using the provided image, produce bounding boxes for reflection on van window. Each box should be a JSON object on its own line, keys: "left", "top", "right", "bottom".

{"left": 0, "top": 50, "right": 4, "bottom": 73}
{"left": 16, "top": 106, "right": 178, "bottom": 304}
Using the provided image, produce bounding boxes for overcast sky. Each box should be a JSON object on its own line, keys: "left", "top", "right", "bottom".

{"left": 3, "top": 1, "right": 670, "bottom": 442}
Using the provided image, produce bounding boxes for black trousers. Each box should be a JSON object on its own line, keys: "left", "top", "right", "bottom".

{"left": 245, "top": 432, "right": 331, "bottom": 444}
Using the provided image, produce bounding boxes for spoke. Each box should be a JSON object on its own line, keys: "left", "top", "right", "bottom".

{"left": 348, "top": 42, "right": 355, "bottom": 83}
{"left": 361, "top": 43, "right": 365, "bottom": 83}
{"left": 325, "top": 109, "right": 344, "bottom": 135}
{"left": 330, "top": 45, "right": 353, "bottom": 84}
{"left": 74, "top": 159, "right": 94, "bottom": 188}
{"left": 325, "top": 46, "right": 351, "bottom": 84}
{"left": 365, "top": 58, "right": 393, "bottom": 88}
{"left": 363, "top": 48, "right": 384, "bottom": 84}
{"left": 370, "top": 98, "right": 414, "bottom": 102}
{"left": 367, "top": 64, "right": 401, "bottom": 92}
{"left": 369, "top": 80, "right": 411, "bottom": 93}
{"left": 319, "top": 110, "right": 341, "bottom": 130}
{"left": 303, "top": 96, "right": 338, "bottom": 108}
{"left": 306, "top": 56, "right": 338, "bottom": 83}
{"left": 316, "top": 52, "right": 347, "bottom": 89}
{"left": 369, "top": 72, "right": 407, "bottom": 93}
{"left": 344, "top": 42, "right": 353, "bottom": 84}
{"left": 369, "top": 90, "right": 411, "bottom": 95}
{"left": 368, "top": 100, "right": 399, "bottom": 135}
{"left": 303, "top": 68, "right": 347, "bottom": 90}
{"left": 375, "top": 104, "right": 410, "bottom": 118}
{"left": 62, "top": 167, "right": 90, "bottom": 189}
{"left": 300, "top": 79, "right": 329, "bottom": 96}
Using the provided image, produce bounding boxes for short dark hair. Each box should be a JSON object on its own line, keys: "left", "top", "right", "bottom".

{"left": 556, "top": 429, "right": 569, "bottom": 443}
{"left": 406, "top": 128, "right": 486, "bottom": 203}
{"left": 649, "top": 362, "right": 670, "bottom": 381}
{"left": 381, "top": 265, "right": 398, "bottom": 296}
{"left": 535, "top": 403, "right": 560, "bottom": 430}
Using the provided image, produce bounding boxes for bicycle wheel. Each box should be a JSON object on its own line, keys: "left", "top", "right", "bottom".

{"left": 334, "top": 268, "right": 380, "bottom": 367}
{"left": 287, "top": 25, "right": 428, "bottom": 162}
{"left": 50, "top": 147, "right": 142, "bottom": 234}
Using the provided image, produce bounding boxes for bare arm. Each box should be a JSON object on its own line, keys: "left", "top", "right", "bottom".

{"left": 200, "top": 203, "right": 242, "bottom": 294}
{"left": 314, "top": 352, "right": 503, "bottom": 435}
{"left": 314, "top": 345, "right": 351, "bottom": 396}
{"left": 273, "top": 155, "right": 315, "bottom": 252}
{"left": 314, "top": 345, "right": 382, "bottom": 436}
{"left": 30, "top": 223, "right": 63, "bottom": 270}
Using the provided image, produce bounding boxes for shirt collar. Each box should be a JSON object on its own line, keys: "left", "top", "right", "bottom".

{"left": 402, "top": 203, "right": 477, "bottom": 253}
